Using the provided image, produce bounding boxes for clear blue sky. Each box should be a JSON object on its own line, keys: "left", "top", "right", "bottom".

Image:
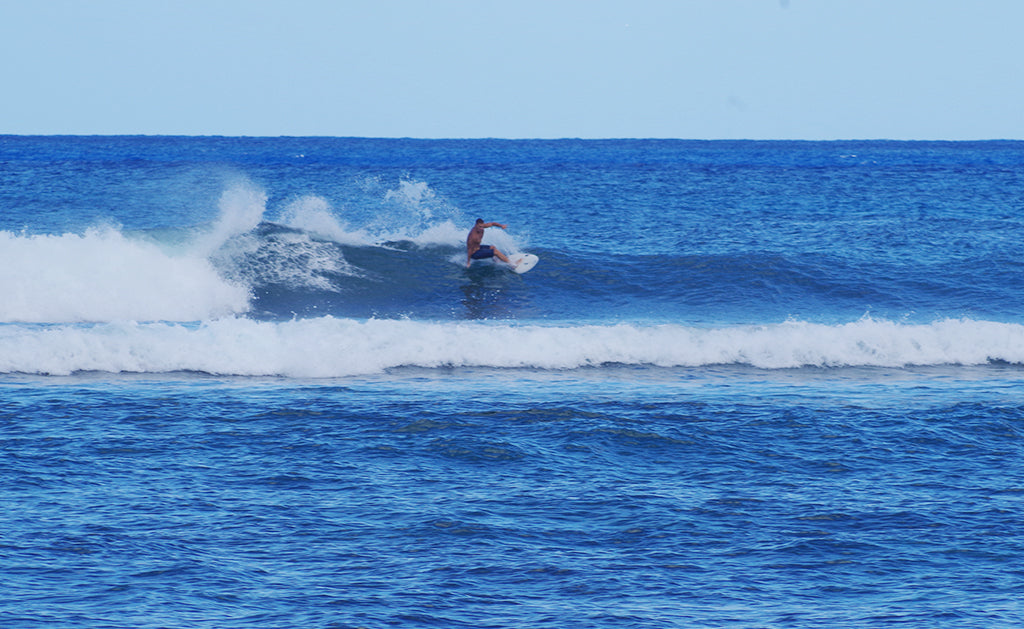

{"left": 2, "top": 0, "right": 1021, "bottom": 139}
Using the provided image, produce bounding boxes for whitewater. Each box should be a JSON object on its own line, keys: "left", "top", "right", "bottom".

{"left": 4, "top": 317, "right": 1024, "bottom": 377}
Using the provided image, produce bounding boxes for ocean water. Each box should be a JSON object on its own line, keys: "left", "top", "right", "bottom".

{"left": 2, "top": 136, "right": 1024, "bottom": 627}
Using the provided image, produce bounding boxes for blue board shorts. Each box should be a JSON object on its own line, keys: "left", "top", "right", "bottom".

{"left": 471, "top": 245, "right": 495, "bottom": 260}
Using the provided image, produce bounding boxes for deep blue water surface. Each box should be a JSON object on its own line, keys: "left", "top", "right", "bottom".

{"left": 2, "top": 137, "right": 1024, "bottom": 627}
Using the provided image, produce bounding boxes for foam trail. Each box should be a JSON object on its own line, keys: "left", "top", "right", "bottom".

{"left": 278, "top": 195, "right": 375, "bottom": 246}
{"left": 275, "top": 185, "right": 505, "bottom": 250}
{"left": 2, "top": 317, "right": 1022, "bottom": 377}
{"left": 364, "top": 179, "right": 506, "bottom": 247}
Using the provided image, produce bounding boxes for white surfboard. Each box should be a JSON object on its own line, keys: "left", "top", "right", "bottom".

{"left": 510, "top": 253, "right": 539, "bottom": 274}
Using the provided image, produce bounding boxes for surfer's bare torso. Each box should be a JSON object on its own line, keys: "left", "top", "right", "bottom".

{"left": 466, "top": 219, "right": 510, "bottom": 267}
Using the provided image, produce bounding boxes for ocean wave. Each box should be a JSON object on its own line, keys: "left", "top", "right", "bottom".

{"left": 0, "top": 178, "right": 513, "bottom": 324}
{"left": 2, "top": 317, "right": 1022, "bottom": 377}
{"left": 5, "top": 176, "right": 1021, "bottom": 327}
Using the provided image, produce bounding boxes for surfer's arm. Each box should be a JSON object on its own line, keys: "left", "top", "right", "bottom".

{"left": 484, "top": 222, "right": 507, "bottom": 229}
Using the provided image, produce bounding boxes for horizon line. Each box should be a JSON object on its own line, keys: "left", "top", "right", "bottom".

{"left": 2, "top": 133, "right": 1022, "bottom": 143}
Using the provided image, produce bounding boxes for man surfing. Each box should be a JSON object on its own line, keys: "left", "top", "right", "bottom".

{"left": 466, "top": 218, "right": 512, "bottom": 268}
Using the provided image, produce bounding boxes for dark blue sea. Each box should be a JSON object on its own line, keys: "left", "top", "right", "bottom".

{"left": 3, "top": 136, "right": 1024, "bottom": 628}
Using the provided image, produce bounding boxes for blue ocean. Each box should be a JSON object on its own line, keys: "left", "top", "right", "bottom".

{"left": 2, "top": 136, "right": 1024, "bottom": 628}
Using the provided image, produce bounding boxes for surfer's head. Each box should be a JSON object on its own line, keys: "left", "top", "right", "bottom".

{"left": 475, "top": 218, "right": 484, "bottom": 225}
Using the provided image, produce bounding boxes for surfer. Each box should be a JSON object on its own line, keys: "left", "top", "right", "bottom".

{"left": 466, "top": 218, "right": 512, "bottom": 267}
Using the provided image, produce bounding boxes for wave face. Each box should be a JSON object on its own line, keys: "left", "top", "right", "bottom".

{"left": 2, "top": 137, "right": 1024, "bottom": 375}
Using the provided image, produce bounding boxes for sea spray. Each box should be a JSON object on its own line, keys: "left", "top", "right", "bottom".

{"left": 278, "top": 195, "right": 374, "bottom": 246}
{"left": 192, "top": 180, "right": 268, "bottom": 257}
{"left": 269, "top": 181, "right": 488, "bottom": 252}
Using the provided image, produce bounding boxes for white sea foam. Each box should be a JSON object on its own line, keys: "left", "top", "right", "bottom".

{"left": 1, "top": 317, "right": 1022, "bottom": 377}
{"left": 0, "top": 181, "right": 282, "bottom": 323}
{"left": 0, "top": 228, "right": 251, "bottom": 323}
